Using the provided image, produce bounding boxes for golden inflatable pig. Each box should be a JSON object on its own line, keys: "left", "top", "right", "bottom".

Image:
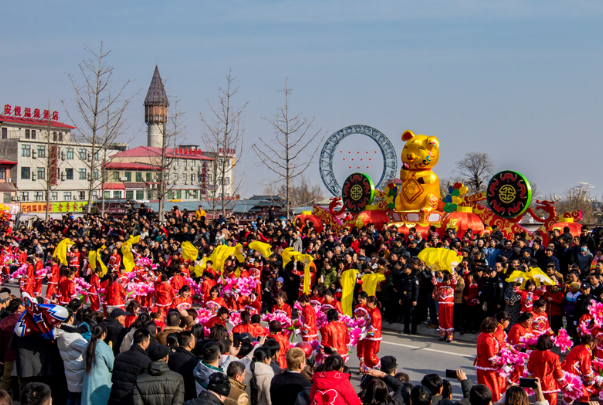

{"left": 394, "top": 130, "right": 441, "bottom": 212}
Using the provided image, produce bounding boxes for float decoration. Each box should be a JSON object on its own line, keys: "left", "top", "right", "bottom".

{"left": 487, "top": 170, "right": 532, "bottom": 219}
{"left": 341, "top": 173, "right": 374, "bottom": 213}
{"left": 442, "top": 183, "right": 469, "bottom": 213}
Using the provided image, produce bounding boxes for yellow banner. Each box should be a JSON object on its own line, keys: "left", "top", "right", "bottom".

{"left": 21, "top": 201, "right": 88, "bottom": 214}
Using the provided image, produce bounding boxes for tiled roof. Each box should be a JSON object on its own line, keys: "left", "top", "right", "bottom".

{"left": 0, "top": 115, "right": 76, "bottom": 129}
{"left": 144, "top": 66, "right": 169, "bottom": 106}
{"left": 113, "top": 146, "right": 213, "bottom": 161}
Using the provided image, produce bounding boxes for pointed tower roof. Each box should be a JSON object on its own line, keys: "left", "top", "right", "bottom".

{"left": 144, "top": 66, "right": 169, "bottom": 106}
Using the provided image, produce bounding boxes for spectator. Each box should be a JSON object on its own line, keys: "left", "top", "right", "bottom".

{"left": 168, "top": 331, "right": 200, "bottom": 402}
{"left": 309, "top": 355, "right": 360, "bottom": 405}
{"left": 82, "top": 324, "right": 115, "bottom": 405}
{"left": 194, "top": 342, "right": 226, "bottom": 396}
{"left": 410, "top": 385, "right": 432, "bottom": 405}
{"left": 225, "top": 361, "right": 249, "bottom": 405}
{"left": 133, "top": 345, "right": 184, "bottom": 405}
{"left": 103, "top": 308, "right": 126, "bottom": 355}
{"left": 0, "top": 299, "right": 24, "bottom": 391}
{"left": 270, "top": 347, "right": 311, "bottom": 405}
{"left": 243, "top": 346, "right": 274, "bottom": 405}
{"left": 184, "top": 372, "right": 232, "bottom": 405}
{"left": 20, "top": 382, "right": 51, "bottom": 405}
{"left": 421, "top": 374, "right": 444, "bottom": 405}
{"left": 54, "top": 308, "right": 88, "bottom": 405}
{"left": 108, "top": 329, "right": 152, "bottom": 405}
{"left": 157, "top": 311, "right": 183, "bottom": 346}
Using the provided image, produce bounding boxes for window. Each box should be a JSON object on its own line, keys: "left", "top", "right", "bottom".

{"left": 113, "top": 191, "right": 122, "bottom": 198}
{"left": 94, "top": 151, "right": 99, "bottom": 160}
{"left": 136, "top": 172, "right": 142, "bottom": 182}
{"left": 181, "top": 173, "right": 186, "bottom": 182}
{"left": 113, "top": 171, "right": 119, "bottom": 181}
{"left": 3, "top": 193, "right": 10, "bottom": 203}
{"left": 37, "top": 145, "right": 46, "bottom": 158}
{"left": 192, "top": 190, "right": 198, "bottom": 198}
{"left": 37, "top": 167, "right": 45, "bottom": 180}
{"left": 66, "top": 148, "right": 73, "bottom": 159}
{"left": 136, "top": 190, "right": 144, "bottom": 200}
{"left": 167, "top": 190, "right": 172, "bottom": 199}
{"left": 65, "top": 168, "right": 74, "bottom": 180}
{"left": 176, "top": 190, "right": 181, "bottom": 199}
{"left": 191, "top": 174, "right": 196, "bottom": 183}
{"left": 79, "top": 191, "right": 85, "bottom": 200}
{"left": 225, "top": 177, "right": 230, "bottom": 184}
{"left": 31, "top": 130, "right": 36, "bottom": 140}
{"left": 79, "top": 148, "right": 87, "bottom": 160}
{"left": 191, "top": 160, "right": 196, "bottom": 168}
{"left": 147, "top": 190, "right": 153, "bottom": 200}
{"left": 52, "top": 132, "right": 57, "bottom": 141}
{"left": 124, "top": 172, "right": 131, "bottom": 182}
{"left": 63, "top": 192, "right": 72, "bottom": 201}
{"left": 21, "top": 167, "right": 30, "bottom": 180}
{"left": 34, "top": 192, "right": 44, "bottom": 201}
{"left": 104, "top": 191, "right": 110, "bottom": 198}
{"left": 21, "top": 144, "right": 31, "bottom": 157}
{"left": 59, "top": 133, "right": 63, "bottom": 142}
{"left": 19, "top": 192, "right": 29, "bottom": 201}
{"left": 146, "top": 172, "right": 152, "bottom": 182}
{"left": 185, "top": 190, "right": 190, "bottom": 199}
{"left": 1, "top": 128, "right": 6, "bottom": 139}
{"left": 94, "top": 170, "right": 99, "bottom": 180}
{"left": 79, "top": 168, "right": 87, "bottom": 180}
{"left": 0, "top": 168, "right": 5, "bottom": 180}
{"left": 92, "top": 191, "right": 98, "bottom": 200}
{"left": 51, "top": 192, "right": 58, "bottom": 201}
{"left": 126, "top": 190, "right": 134, "bottom": 199}
{"left": 209, "top": 174, "right": 213, "bottom": 182}
{"left": 25, "top": 129, "right": 30, "bottom": 139}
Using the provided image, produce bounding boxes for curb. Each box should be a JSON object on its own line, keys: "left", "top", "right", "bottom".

{"left": 382, "top": 322, "right": 479, "bottom": 343}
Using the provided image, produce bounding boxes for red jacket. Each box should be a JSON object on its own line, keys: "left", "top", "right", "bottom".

{"left": 58, "top": 278, "right": 76, "bottom": 305}
{"left": 530, "top": 310, "right": 551, "bottom": 335}
{"left": 527, "top": 350, "right": 564, "bottom": 394}
{"left": 322, "top": 299, "right": 343, "bottom": 314}
{"left": 104, "top": 282, "right": 126, "bottom": 306}
{"left": 155, "top": 281, "right": 176, "bottom": 307}
{"left": 320, "top": 321, "right": 350, "bottom": 356}
{"left": 507, "top": 323, "right": 533, "bottom": 346}
{"left": 205, "top": 315, "right": 225, "bottom": 329}
{"left": 561, "top": 344, "right": 594, "bottom": 381}
{"left": 272, "top": 303, "right": 292, "bottom": 319}
{"left": 310, "top": 370, "right": 361, "bottom": 405}
{"left": 543, "top": 289, "right": 564, "bottom": 317}
{"left": 475, "top": 332, "right": 499, "bottom": 371}
{"left": 269, "top": 332, "right": 290, "bottom": 369}
{"left": 300, "top": 304, "right": 318, "bottom": 339}
{"left": 232, "top": 323, "right": 256, "bottom": 336}
{"left": 493, "top": 324, "right": 507, "bottom": 349}
{"left": 367, "top": 307, "right": 382, "bottom": 340}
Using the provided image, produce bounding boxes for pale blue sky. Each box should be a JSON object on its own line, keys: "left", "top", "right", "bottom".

{"left": 2, "top": 1, "right": 602, "bottom": 198}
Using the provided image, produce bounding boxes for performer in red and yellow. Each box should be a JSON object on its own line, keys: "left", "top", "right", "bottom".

{"left": 527, "top": 334, "right": 565, "bottom": 405}
{"left": 104, "top": 272, "right": 126, "bottom": 310}
{"left": 206, "top": 286, "right": 227, "bottom": 312}
{"left": 268, "top": 320, "right": 290, "bottom": 369}
{"left": 232, "top": 311, "right": 256, "bottom": 335}
{"left": 297, "top": 294, "right": 317, "bottom": 342}
{"left": 320, "top": 308, "right": 350, "bottom": 363}
{"left": 433, "top": 272, "right": 457, "bottom": 342}
{"left": 475, "top": 317, "right": 503, "bottom": 402}
{"left": 88, "top": 266, "right": 101, "bottom": 312}
{"left": 172, "top": 285, "right": 193, "bottom": 311}
{"left": 205, "top": 307, "right": 229, "bottom": 329}
{"left": 322, "top": 289, "right": 343, "bottom": 314}
{"left": 200, "top": 272, "right": 216, "bottom": 302}
{"left": 33, "top": 254, "right": 44, "bottom": 297}
{"left": 272, "top": 292, "right": 292, "bottom": 319}
{"left": 45, "top": 257, "right": 60, "bottom": 303}
{"left": 57, "top": 268, "right": 77, "bottom": 306}
{"left": 68, "top": 245, "right": 81, "bottom": 277}
{"left": 494, "top": 312, "right": 511, "bottom": 349}
{"left": 506, "top": 312, "right": 534, "bottom": 385}
{"left": 355, "top": 292, "right": 370, "bottom": 371}
{"left": 364, "top": 296, "right": 382, "bottom": 370}
{"left": 561, "top": 335, "right": 596, "bottom": 404}
{"left": 531, "top": 299, "right": 552, "bottom": 336}
{"left": 155, "top": 273, "right": 176, "bottom": 318}
{"left": 20, "top": 257, "right": 36, "bottom": 297}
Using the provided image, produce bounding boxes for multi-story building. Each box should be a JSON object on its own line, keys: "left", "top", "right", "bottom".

{"left": 0, "top": 104, "right": 124, "bottom": 207}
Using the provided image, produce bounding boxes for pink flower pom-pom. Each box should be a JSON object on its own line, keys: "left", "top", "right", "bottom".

{"left": 589, "top": 302, "right": 603, "bottom": 327}
{"left": 228, "top": 311, "right": 242, "bottom": 327}
{"left": 562, "top": 371, "right": 585, "bottom": 401}
{"left": 552, "top": 328, "right": 574, "bottom": 353}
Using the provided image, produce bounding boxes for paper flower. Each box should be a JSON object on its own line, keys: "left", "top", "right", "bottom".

{"left": 563, "top": 371, "right": 585, "bottom": 401}
{"left": 553, "top": 328, "right": 574, "bottom": 353}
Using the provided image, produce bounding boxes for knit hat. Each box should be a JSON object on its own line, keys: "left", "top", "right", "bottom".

{"left": 207, "top": 372, "right": 231, "bottom": 396}
{"left": 570, "top": 282, "right": 580, "bottom": 290}
{"left": 149, "top": 345, "right": 170, "bottom": 361}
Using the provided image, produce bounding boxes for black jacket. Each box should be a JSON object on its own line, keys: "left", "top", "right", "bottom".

{"left": 396, "top": 272, "right": 420, "bottom": 303}
{"left": 9, "top": 332, "right": 54, "bottom": 378}
{"left": 483, "top": 276, "right": 504, "bottom": 307}
{"left": 168, "top": 347, "right": 200, "bottom": 401}
{"left": 108, "top": 345, "right": 152, "bottom": 405}
{"left": 440, "top": 378, "right": 473, "bottom": 405}
{"left": 133, "top": 361, "right": 185, "bottom": 405}
{"left": 184, "top": 390, "right": 224, "bottom": 405}
{"left": 103, "top": 318, "right": 124, "bottom": 355}
{"left": 270, "top": 371, "right": 312, "bottom": 405}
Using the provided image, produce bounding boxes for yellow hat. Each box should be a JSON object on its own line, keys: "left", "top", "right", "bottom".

{"left": 570, "top": 282, "right": 580, "bottom": 290}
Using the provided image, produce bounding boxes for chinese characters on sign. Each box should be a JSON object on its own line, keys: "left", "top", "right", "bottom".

{"left": 49, "top": 146, "right": 59, "bottom": 186}
{"left": 2, "top": 104, "right": 58, "bottom": 121}
{"left": 20, "top": 202, "right": 88, "bottom": 213}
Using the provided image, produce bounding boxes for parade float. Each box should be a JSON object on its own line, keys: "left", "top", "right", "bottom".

{"left": 294, "top": 125, "right": 583, "bottom": 239}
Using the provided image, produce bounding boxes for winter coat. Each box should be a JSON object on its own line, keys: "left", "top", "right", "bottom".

{"left": 108, "top": 345, "right": 152, "bottom": 405}
{"left": 184, "top": 390, "right": 224, "bottom": 405}
{"left": 194, "top": 361, "right": 226, "bottom": 396}
{"left": 133, "top": 361, "right": 185, "bottom": 405}
{"left": 310, "top": 370, "right": 361, "bottom": 405}
{"left": 243, "top": 361, "right": 274, "bottom": 405}
{"left": 0, "top": 311, "right": 22, "bottom": 362}
{"left": 82, "top": 340, "right": 115, "bottom": 405}
{"left": 225, "top": 376, "right": 249, "bottom": 405}
{"left": 103, "top": 317, "right": 124, "bottom": 354}
{"left": 270, "top": 370, "right": 311, "bottom": 405}
{"left": 157, "top": 326, "right": 183, "bottom": 346}
{"left": 55, "top": 328, "right": 88, "bottom": 393}
{"left": 453, "top": 277, "right": 465, "bottom": 304}
{"left": 9, "top": 332, "right": 54, "bottom": 378}
{"left": 168, "top": 347, "right": 200, "bottom": 402}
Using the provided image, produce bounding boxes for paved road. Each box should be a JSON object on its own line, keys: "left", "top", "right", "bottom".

{"left": 4, "top": 281, "right": 477, "bottom": 398}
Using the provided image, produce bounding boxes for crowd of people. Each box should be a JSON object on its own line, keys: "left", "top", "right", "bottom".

{"left": 0, "top": 202, "right": 601, "bottom": 405}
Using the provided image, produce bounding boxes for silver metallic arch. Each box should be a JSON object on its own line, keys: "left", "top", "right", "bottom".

{"left": 319, "top": 125, "right": 398, "bottom": 196}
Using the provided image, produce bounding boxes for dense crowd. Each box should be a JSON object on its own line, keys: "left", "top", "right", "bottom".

{"left": 0, "top": 203, "right": 601, "bottom": 405}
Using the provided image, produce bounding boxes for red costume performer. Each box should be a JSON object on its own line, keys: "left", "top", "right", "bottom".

{"left": 155, "top": 279, "right": 176, "bottom": 318}
{"left": 205, "top": 315, "right": 226, "bottom": 329}
{"left": 104, "top": 282, "right": 126, "bottom": 309}
{"left": 520, "top": 288, "right": 544, "bottom": 313}
{"left": 68, "top": 251, "right": 81, "bottom": 276}
{"left": 299, "top": 302, "right": 318, "bottom": 342}
{"left": 354, "top": 305, "right": 369, "bottom": 370}
{"left": 173, "top": 295, "right": 193, "bottom": 311}
{"left": 252, "top": 323, "right": 269, "bottom": 337}
{"left": 88, "top": 273, "right": 101, "bottom": 312}
{"left": 364, "top": 305, "right": 382, "bottom": 369}
{"left": 272, "top": 302, "right": 292, "bottom": 319}
{"left": 493, "top": 324, "right": 507, "bottom": 349}
{"left": 57, "top": 277, "right": 76, "bottom": 306}
{"left": 322, "top": 298, "right": 343, "bottom": 314}
{"left": 507, "top": 321, "right": 534, "bottom": 385}
{"left": 433, "top": 275, "right": 457, "bottom": 341}
{"left": 45, "top": 263, "right": 60, "bottom": 303}
{"left": 475, "top": 332, "right": 502, "bottom": 401}
{"left": 561, "top": 344, "right": 595, "bottom": 404}
{"left": 531, "top": 310, "right": 551, "bottom": 336}
{"left": 21, "top": 262, "right": 35, "bottom": 296}
{"left": 34, "top": 258, "right": 44, "bottom": 296}
{"left": 269, "top": 331, "right": 290, "bottom": 369}
{"left": 232, "top": 322, "right": 256, "bottom": 336}
{"left": 527, "top": 349, "right": 565, "bottom": 405}
{"left": 320, "top": 320, "right": 351, "bottom": 362}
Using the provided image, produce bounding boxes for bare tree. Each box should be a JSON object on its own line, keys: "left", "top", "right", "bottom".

{"left": 62, "top": 41, "right": 135, "bottom": 209}
{"left": 455, "top": 152, "right": 494, "bottom": 194}
{"left": 200, "top": 69, "right": 248, "bottom": 216}
{"left": 252, "top": 79, "right": 326, "bottom": 219}
{"left": 555, "top": 186, "right": 597, "bottom": 224}
{"left": 263, "top": 175, "right": 324, "bottom": 207}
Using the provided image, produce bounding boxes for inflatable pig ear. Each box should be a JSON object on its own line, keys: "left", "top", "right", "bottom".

{"left": 402, "top": 130, "right": 415, "bottom": 142}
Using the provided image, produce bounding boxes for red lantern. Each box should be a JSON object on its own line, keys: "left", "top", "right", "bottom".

{"left": 438, "top": 207, "right": 485, "bottom": 239}
{"left": 294, "top": 212, "right": 324, "bottom": 233}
